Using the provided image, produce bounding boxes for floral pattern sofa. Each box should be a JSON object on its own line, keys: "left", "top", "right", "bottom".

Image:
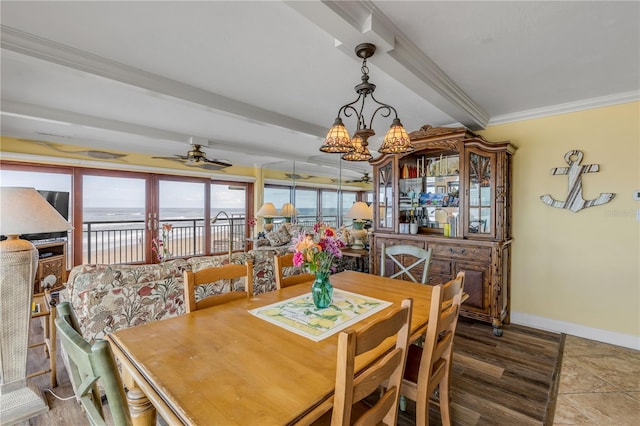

{"left": 63, "top": 223, "right": 356, "bottom": 344}
{"left": 63, "top": 247, "right": 293, "bottom": 344}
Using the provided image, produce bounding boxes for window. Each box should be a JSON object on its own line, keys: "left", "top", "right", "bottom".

{"left": 1, "top": 161, "right": 254, "bottom": 266}
{"left": 263, "top": 185, "right": 362, "bottom": 228}
{"left": 264, "top": 186, "right": 291, "bottom": 212}
{"left": 159, "top": 179, "right": 206, "bottom": 257}
{"left": 294, "top": 188, "right": 317, "bottom": 226}
{"left": 83, "top": 175, "right": 147, "bottom": 264}
{"left": 321, "top": 190, "right": 338, "bottom": 227}
{"left": 211, "top": 183, "right": 247, "bottom": 253}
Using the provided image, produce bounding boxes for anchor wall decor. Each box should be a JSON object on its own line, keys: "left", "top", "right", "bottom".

{"left": 540, "top": 150, "right": 615, "bottom": 212}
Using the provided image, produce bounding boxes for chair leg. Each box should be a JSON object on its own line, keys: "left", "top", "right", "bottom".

{"left": 416, "top": 394, "right": 429, "bottom": 426}
{"left": 439, "top": 379, "right": 452, "bottom": 426}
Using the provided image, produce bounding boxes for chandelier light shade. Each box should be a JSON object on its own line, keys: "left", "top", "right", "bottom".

{"left": 320, "top": 118, "right": 354, "bottom": 153}
{"left": 321, "top": 43, "right": 413, "bottom": 160}
{"left": 0, "top": 187, "right": 73, "bottom": 423}
{"left": 378, "top": 118, "right": 415, "bottom": 154}
{"left": 341, "top": 128, "right": 374, "bottom": 161}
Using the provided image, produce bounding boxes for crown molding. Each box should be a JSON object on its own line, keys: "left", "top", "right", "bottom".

{"left": 489, "top": 91, "right": 640, "bottom": 126}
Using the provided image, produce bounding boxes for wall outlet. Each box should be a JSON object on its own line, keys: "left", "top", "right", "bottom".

{"left": 634, "top": 190, "right": 640, "bottom": 201}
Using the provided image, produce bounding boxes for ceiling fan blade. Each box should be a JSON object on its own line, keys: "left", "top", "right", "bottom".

{"left": 285, "top": 173, "right": 313, "bottom": 180}
{"left": 152, "top": 155, "right": 188, "bottom": 161}
{"left": 196, "top": 163, "right": 228, "bottom": 171}
{"left": 203, "top": 158, "right": 232, "bottom": 168}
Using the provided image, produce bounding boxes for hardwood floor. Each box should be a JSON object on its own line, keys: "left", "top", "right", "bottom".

{"left": 24, "top": 312, "right": 640, "bottom": 426}
{"left": 389, "top": 318, "right": 564, "bottom": 426}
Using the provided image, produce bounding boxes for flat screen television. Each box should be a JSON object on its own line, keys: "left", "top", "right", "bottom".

{"left": 16, "top": 190, "right": 70, "bottom": 242}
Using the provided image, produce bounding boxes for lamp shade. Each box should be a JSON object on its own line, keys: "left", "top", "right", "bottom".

{"left": 0, "top": 187, "right": 73, "bottom": 236}
{"left": 345, "top": 202, "right": 373, "bottom": 220}
{"left": 320, "top": 118, "right": 354, "bottom": 153}
{"left": 342, "top": 129, "right": 373, "bottom": 162}
{"left": 279, "top": 203, "right": 299, "bottom": 217}
{"left": 378, "top": 118, "right": 414, "bottom": 154}
{"left": 256, "top": 202, "right": 278, "bottom": 217}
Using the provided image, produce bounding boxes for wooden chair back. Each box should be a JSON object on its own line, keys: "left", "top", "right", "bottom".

{"left": 331, "top": 298, "right": 413, "bottom": 426}
{"left": 183, "top": 262, "right": 253, "bottom": 313}
{"left": 274, "top": 252, "right": 315, "bottom": 289}
{"left": 55, "top": 301, "right": 132, "bottom": 426}
{"left": 380, "top": 243, "right": 433, "bottom": 284}
{"left": 401, "top": 271, "right": 465, "bottom": 426}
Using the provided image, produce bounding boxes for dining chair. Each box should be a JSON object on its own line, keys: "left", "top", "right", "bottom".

{"left": 314, "top": 298, "right": 413, "bottom": 426}
{"left": 274, "top": 252, "right": 315, "bottom": 289}
{"left": 400, "top": 271, "right": 465, "bottom": 426}
{"left": 55, "top": 301, "right": 133, "bottom": 426}
{"left": 380, "top": 243, "right": 433, "bottom": 284}
{"left": 183, "top": 262, "right": 254, "bottom": 313}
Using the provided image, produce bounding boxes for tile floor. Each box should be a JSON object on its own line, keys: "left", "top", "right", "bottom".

{"left": 554, "top": 335, "right": 640, "bottom": 425}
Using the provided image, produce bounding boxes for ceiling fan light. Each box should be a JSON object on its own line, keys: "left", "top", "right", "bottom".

{"left": 320, "top": 118, "right": 354, "bottom": 153}
{"left": 378, "top": 119, "right": 414, "bottom": 154}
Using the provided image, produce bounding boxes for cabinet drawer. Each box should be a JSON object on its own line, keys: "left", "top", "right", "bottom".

{"left": 430, "top": 259, "right": 451, "bottom": 275}
{"left": 428, "top": 274, "right": 451, "bottom": 286}
{"left": 432, "top": 244, "right": 491, "bottom": 262}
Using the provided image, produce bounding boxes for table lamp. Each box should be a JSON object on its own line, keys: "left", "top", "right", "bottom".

{"left": 345, "top": 202, "right": 373, "bottom": 249}
{"left": 0, "top": 187, "right": 73, "bottom": 423}
{"left": 256, "top": 202, "right": 278, "bottom": 232}
{"left": 279, "top": 203, "right": 299, "bottom": 223}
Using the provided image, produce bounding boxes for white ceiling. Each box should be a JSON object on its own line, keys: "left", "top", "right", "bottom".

{"left": 1, "top": 1, "right": 638, "bottom": 179}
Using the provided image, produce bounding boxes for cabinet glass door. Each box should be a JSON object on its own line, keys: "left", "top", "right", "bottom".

{"left": 467, "top": 151, "right": 493, "bottom": 235}
{"left": 377, "top": 160, "right": 394, "bottom": 230}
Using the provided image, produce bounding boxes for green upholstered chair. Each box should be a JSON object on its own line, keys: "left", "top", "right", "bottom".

{"left": 380, "top": 243, "right": 433, "bottom": 284}
{"left": 55, "top": 302, "right": 132, "bottom": 426}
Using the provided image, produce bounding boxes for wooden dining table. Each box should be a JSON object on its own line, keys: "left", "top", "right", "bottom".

{"left": 107, "top": 270, "right": 435, "bottom": 426}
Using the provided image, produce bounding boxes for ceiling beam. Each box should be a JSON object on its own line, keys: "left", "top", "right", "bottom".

{"left": 285, "top": 0, "right": 489, "bottom": 129}
{"left": 0, "top": 25, "right": 327, "bottom": 138}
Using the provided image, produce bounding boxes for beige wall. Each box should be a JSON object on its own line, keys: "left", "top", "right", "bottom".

{"left": 479, "top": 102, "right": 639, "bottom": 345}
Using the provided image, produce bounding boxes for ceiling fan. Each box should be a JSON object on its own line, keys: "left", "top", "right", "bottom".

{"left": 30, "top": 140, "right": 127, "bottom": 160}
{"left": 284, "top": 173, "right": 314, "bottom": 180}
{"left": 153, "top": 145, "right": 232, "bottom": 170}
{"left": 332, "top": 172, "right": 371, "bottom": 184}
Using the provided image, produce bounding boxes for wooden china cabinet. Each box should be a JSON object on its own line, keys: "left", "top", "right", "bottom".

{"left": 370, "top": 125, "right": 516, "bottom": 336}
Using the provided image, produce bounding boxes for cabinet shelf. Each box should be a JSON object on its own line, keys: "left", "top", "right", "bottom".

{"left": 33, "top": 241, "right": 67, "bottom": 295}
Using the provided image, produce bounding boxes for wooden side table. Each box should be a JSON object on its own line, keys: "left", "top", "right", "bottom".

{"left": 341, "top": 248, "right": 370, "bottom": 273}
{"left": 28, "top": 290, "right": 57, "bottom": 388}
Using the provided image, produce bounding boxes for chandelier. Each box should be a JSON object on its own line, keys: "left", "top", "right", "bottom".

{"left": 320, "top": 43, "right": 414, "bottom": 161}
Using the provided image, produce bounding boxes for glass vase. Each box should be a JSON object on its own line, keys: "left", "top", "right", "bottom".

{"left": 312, "top": 272, "right": 333, "bottom": 309}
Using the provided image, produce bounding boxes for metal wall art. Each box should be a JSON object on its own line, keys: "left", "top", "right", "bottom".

{"left": 540, "top": 150, "right": 615, "bottom": 212}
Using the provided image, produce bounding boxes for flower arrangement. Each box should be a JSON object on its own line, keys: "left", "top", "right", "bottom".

{"left": 152, "top": 223, "right": 173, "bottom": 263}
{"left": 247, "top": 217, "right": 257, "bottom": 227}
{"left": 291, "top": 223, "right": 345, "bottom": 275}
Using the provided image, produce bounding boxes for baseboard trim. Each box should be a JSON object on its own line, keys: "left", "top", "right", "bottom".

{"left": 511, "top": 312, "right": 640, "bottom": 350}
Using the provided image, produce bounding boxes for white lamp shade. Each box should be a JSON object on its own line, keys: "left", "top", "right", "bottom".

{"left": 345, "top": 201, "right": 373, "bottom": 220}
{"left": 279, "top": 203, "right": 299, "bottom": 217}
{"left": 0, "top": 187, "right": 73, "bottom": 236}
{"left": 256, "top": 202, "right": 278, "bottom": 217}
